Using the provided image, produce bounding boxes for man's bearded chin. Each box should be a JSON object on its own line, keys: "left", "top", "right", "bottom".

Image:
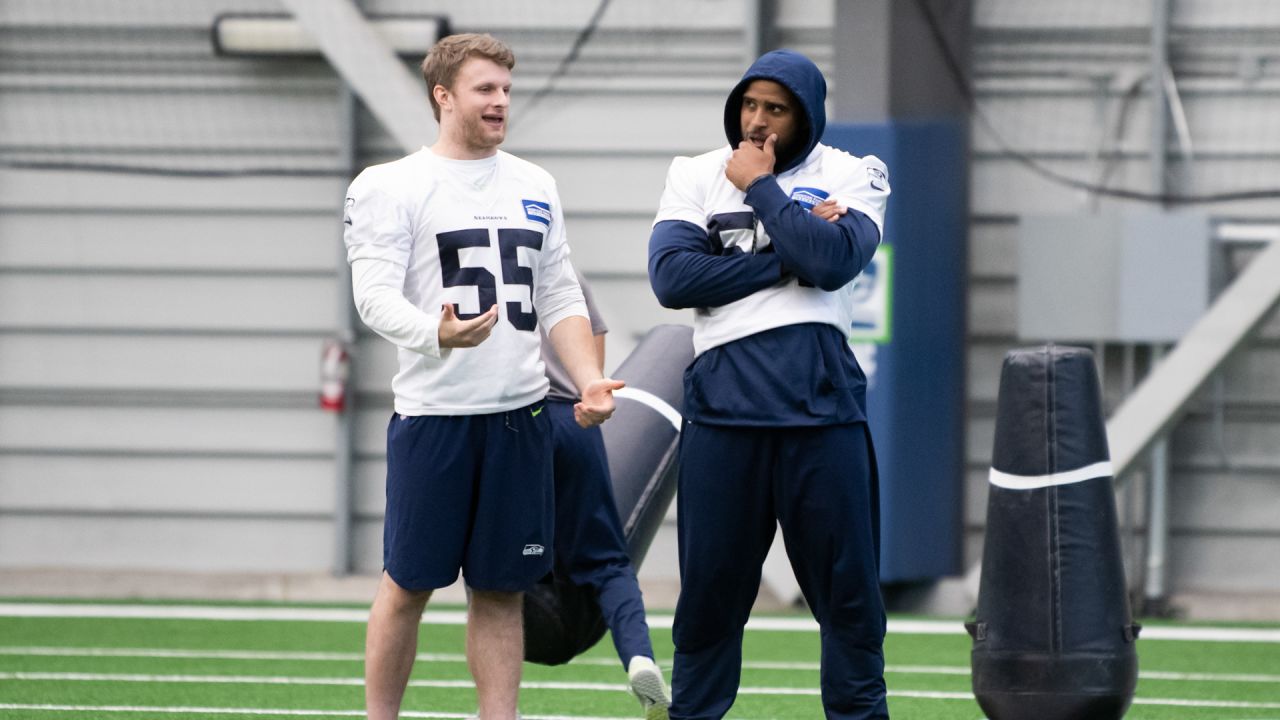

{"left": 772, "top": 132, "right": 805, "bottom": 169}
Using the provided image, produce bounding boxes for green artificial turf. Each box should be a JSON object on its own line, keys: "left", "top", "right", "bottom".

{"left": 0, "top": 604, "right": 1277, "bottom": 719}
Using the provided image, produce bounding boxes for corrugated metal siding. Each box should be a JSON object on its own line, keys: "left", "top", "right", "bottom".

{"left": 4, "top": 0, "right": 1276, "bottom": 598}
{"left": 0, "top": 0, "right": 832, "bottom": 583}
{"left": 2, "top": 0, "right": 367, "bottom": 573}
{"left": 967, "top": 0, "right": 1280, "bottom": 593}
{"left": 0, "top": 170, "right": 344, "bottom": 572}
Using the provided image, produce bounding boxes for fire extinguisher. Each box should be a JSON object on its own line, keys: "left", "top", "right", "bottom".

{"left": 320, "top": 338, "right": 351, "bottom": 412}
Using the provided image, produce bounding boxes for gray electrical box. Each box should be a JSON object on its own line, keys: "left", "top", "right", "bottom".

{"left": 1018, "top": 212, "right": 1211, "bottom": 343}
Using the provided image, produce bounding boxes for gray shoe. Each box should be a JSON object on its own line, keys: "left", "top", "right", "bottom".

{"left": 627, "top": 656, "right": 671, "bottom": 720}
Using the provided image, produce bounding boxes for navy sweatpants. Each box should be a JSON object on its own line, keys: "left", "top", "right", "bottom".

{"left": 547, "top": 400, "right": 654, "bottom": 666}
{"left": 670, "top": 422, "right": 888, "bottom": 720}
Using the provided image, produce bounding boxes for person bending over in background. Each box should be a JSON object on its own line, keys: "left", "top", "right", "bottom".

{"left": 538, "top": 271, "right": 671, "bottom": 719}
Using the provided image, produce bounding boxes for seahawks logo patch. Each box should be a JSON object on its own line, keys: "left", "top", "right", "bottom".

{"left": 790, "top": 187, "right": 829, "bottom": 210}
{"left": 867, "top": 166, "right": 888, "bottom": 191}
{"left": 523, "top": 199, "right": 552, "bottom": 226}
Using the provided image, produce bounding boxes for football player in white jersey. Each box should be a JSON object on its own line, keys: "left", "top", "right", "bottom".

{"left": 344, "top": 34, "right": 623, "bottom": 720}
{"left": 648, "top": 50, "right": 891, "bottom": 719}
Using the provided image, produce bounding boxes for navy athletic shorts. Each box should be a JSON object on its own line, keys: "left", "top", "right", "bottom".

{"left": 382, "top": 402, "right": 554, "bottom": 592}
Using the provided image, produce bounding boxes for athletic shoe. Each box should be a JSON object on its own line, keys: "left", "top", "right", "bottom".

{"left": 627, "top": 655, "right": 671, "bottom": 720}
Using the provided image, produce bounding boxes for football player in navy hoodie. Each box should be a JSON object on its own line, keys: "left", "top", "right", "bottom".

{"left": 648, "top": 49, "right": 891, "bottom": 719}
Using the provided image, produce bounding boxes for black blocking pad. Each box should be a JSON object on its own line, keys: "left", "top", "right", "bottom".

{"left": 969, "top": 345, "right": 1140, "bottom": 719}
{"left": 523, "top": 325, "right": 692, "bottom": 665}
{"left": 991, "top": 346, "right": 1111, "bottom": 477}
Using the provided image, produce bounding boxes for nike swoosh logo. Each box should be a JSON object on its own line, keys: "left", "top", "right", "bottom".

{"left": 531, "top": 406, "right": 544, "bottom": 417}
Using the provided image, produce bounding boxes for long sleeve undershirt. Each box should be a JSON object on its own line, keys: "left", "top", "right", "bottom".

{"left": 350, "top": 256, "right": 441, "bottom": 358}
{"left": 647, "top": 177, "right": 881, "bottom": 310}
{"left": 648, "top": 220, "right": 784, "bottom": 309}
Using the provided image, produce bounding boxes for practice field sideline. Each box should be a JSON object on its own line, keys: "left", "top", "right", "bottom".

{"left": 0, "top": 602, "right": 1277, "bottom": 719}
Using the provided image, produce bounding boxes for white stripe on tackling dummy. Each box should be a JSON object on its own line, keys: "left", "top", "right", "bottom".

{"left": 989, "top": 460, "right": 1113, "bottom": 490}
{"left": 612, "top": 387, "right": 682, "bottom": 431}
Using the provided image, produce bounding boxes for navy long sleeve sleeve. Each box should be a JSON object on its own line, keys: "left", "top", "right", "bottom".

{"left": 745, "top": 175, "right": 881, "bottom": 291}
{"left": 648, "top": 219, "right": 784, "bottom": 309}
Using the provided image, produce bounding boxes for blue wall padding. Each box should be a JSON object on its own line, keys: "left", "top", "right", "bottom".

{"left": 825, "top": 121, "right": 968, "bottom": 582}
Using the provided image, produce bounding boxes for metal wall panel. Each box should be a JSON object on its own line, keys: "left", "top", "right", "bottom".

{"left": 0, "top": 171, "right": 343, "bottom": 212}
{"left": 0, "top": 335, "right": 321, "bottom": 391}
{"left": 0, "top": 517, "right": 335, "bottom": 571}
{"left": 0, "top": 275, "right": 334, "bottom": 331}
{"left": 0, "top": 455, "right": 334, "bottom": 514}
{"left": 1169, "top": 536, "right": 1280, "bottom": 592}
{"left": 0, "top": 214, "right": 338, "bottom": 272}
{"left": 0, "top": 406, "right": 331, "bottom": 455}
{"left": 967, "top": 2, "right": 1280, "bottom": 597}
{"left": 4, "top": 0, "right": 1277, "bottom": 601}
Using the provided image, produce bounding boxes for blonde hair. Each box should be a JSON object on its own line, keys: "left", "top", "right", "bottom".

{"left": 421, "top": 33, "right": 516, "bottom": 121}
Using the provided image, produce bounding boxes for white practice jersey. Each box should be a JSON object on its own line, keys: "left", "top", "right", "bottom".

{"left": 344, "top": 148, "right": 587, "bottom": 415}
{"left": 654, "top": 143, "right": 889, "bottom": 356}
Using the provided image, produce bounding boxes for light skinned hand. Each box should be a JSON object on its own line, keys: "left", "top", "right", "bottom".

{"left": 725, "top": 133, "right": 777, "bottom": 191}
{"left": 438, "top": 303, "right": 498, "bottom": 348}
{"left": 574, "top": 378, "right": 626, "bottom": 428}
{"left": 812, "top": 198, "right": 847, "bottom": 223}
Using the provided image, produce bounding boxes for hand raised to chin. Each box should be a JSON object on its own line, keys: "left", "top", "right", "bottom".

{"left": 725, "top": 133, "right": 777, "bottom": 192}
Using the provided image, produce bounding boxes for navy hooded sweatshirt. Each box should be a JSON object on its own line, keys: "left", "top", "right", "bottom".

{"left": 647, "top": 50, "right": 885, "bottom": 426}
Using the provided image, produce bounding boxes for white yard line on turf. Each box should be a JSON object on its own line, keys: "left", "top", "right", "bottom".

{"left": 1134, "top": 697, "right": 1280, "bottom": 709}
{"left": 0, "top": 706, "right": 622, "bottom": 720}
{"left": 0, "top": 646, "right": 626, "bottom": 668}
{"left": 0, "top": 673, "right": 636, "bottom": 694}
{"left": 7, "top": 648, "right": 1278, "bottom": 684}
{"left": 0, "top": 708, "right": 372, "bottom": 718}
{"left": 0, "top": 604, "right": 376, "bottom": 623}
{"left": 0, "top": 672, "right": 619, "bottom": 691}
{"left": 0, "top": 647, "right": 369, "bottom": 662}
{"left": 1, "top": 646, "right": 1276, "bottom": 684}
{"left": 1, "top": 603, "right": 1278, "bottom": 642}
{"left": 2, "top": 691, "right": 1280, "bottom": 712}
{"left": 5, "top": 672, "right": 1280, "bottom": 710}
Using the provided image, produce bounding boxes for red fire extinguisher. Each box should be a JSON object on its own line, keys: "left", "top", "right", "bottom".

{"left": 320, "top": 338, "right": 351, "bottom": 412}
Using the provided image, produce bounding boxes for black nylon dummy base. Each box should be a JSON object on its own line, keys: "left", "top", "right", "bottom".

{"left": 523, "top": 325, "right": 693, "bottom": 665}
{"left": 969, "top": 345, "right": 1139, "bottom": 719}
{"left": 523, "top": 576, "right": 607, "bottom": 666}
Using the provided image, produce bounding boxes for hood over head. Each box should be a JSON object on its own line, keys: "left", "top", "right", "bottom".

{"left": 724, "top": 49, "right": 827, "bottom": 175}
